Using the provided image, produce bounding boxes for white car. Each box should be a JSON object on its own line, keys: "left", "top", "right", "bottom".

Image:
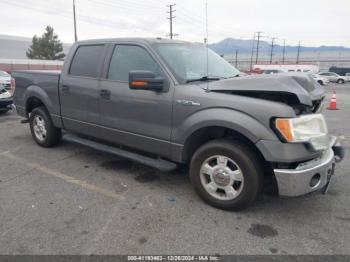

{"left": 262, "top": 69, "right": 285, "bottom": 74}
{"left": 317, "top": 72, "right": 347, "bottom": 84}
{"left": 0, "top": 85, "right": 13, "bottom": 113}
{"left": 311, "top": 74, "right": 329, "bottom": 86}
{"left": 0, "top": 70, "right": 12, "bottom": 90}
{"left": 346, "top": 73, "right": 350, "bottom": 82}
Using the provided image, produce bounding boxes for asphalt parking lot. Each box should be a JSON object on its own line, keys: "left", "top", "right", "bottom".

{"left": 0, "top": 83, "right": 349, "bottom": 255}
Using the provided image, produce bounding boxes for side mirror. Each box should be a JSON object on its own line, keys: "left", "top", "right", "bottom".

{"left": 129, "top": 71, "right": 164, "bottom": 91}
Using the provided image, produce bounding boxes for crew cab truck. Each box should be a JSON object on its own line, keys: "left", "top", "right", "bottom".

{"left": 12, "top": 38, "right": 344, "bottom": 210}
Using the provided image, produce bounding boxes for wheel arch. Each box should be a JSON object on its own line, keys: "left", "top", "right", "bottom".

{"left": 24, "top": 86, "right": 62, "bottom": 128}
{"left": 181, "top": 125, "right": 266, "bottom": 165}
{"left": 24, "top": 85, "right": 54, "bottom": 116}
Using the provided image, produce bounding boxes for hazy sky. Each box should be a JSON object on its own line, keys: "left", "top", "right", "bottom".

{"left": 0, "top": 0, "right": 349, "bottom": 47}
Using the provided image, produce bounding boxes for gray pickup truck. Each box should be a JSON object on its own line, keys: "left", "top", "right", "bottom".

{"left": 12, "top": 38, "right": 344, "bottom": 210}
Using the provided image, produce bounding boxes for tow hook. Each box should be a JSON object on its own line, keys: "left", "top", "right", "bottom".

{"left": 323, "top": 163, "right": 335, "bottom": 195}
{"left": 332, "top": 142, "right": 345, "bottom": 163}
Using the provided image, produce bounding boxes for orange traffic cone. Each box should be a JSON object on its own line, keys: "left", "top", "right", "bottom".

{"left": 327, "top": 90, "right": 338, "bottom": 110}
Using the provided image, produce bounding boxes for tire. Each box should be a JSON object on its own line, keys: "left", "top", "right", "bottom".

{"left": 189, "top": 139, "right": 263, "bottom": 211}
{"left": 0, "top": 109, "right": 10, "bottom": 114}
{"left": 337, "top": 79, "right": 345, "bottom": 84}
{"left": 317, "top": 80, "right": 323, "bottom": 85}
{"left": 29, "top": 107, "right": 61, "bottom": 147}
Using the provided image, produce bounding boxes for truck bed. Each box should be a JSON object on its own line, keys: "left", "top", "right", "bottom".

{"left": 12, "top": 70, "right": 61, "bottom": 120}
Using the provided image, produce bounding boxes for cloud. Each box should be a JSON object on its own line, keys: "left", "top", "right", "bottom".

{"left": 0, "top": 0, "right": 348, "bottom": 47}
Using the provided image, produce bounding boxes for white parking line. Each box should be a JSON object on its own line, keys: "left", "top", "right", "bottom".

{"left": 1, "top": 151, "right": 125, "bottom": 200}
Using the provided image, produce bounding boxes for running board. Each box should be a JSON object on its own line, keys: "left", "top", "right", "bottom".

{"left": 63, "top": 134, "right": 177, "bottom": 172}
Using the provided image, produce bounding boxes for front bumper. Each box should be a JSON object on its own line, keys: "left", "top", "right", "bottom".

{"left": 0, "top": 98, "right": 13, "bottom": 110}
{"left": 274, "top": 136, "right": 344, "bottom": 197}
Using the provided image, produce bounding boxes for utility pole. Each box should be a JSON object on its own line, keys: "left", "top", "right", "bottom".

{"left": 296, "top": 41, "right": 301, "bottom": 64}
{"left": 255, "top": 31, "right": 263, "bottom": 64}
{"left": 235, "top": 50, "right": 238, "bottom": 68}
{"left": 249, "top": 32, "right": 256, "bottom": 71}
{"left": 282, "top": 39, "right": 286, "bottom": 64}
{"left": 269, "top": 37, "right": 276, "bottom": 64}
{"left": 73, "top": 0, "right": 77, "bottom": 42}
{"left": 167, "top": 4, "right": 176, "bottom": 39}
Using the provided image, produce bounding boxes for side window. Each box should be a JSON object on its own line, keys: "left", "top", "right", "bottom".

{"left": 108, "top": 45, "right": 162, "bottom": 82}
{"left": 70, "top": 45, "right": 104, "bottom": 78}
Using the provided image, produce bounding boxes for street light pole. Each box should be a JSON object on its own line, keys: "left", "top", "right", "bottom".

{"left": 73, "top": 0, "right": 78, "bottom": 42}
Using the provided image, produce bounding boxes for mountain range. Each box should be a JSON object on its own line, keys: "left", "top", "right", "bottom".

{"left": 209, "top": 38, "right": 350, "bottom": 55}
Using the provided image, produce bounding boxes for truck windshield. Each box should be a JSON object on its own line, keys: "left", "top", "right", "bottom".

{"left": 155, "top": 43, "right": 240, "bottom": 84}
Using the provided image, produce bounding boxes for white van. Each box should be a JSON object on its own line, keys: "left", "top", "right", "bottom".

{"left": 253, "top": 64, "right": 320, "bottom": 74}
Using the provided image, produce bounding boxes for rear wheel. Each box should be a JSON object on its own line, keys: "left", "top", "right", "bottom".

{"left": 29, "top": 107, "right": 61, "bottom": 147}
{"left": 337, "top": 79, "right": 345, "bottom": 84}
{"left": 189, "top": 139, "right": 263, "bottom": 211}
{"left": 0, "top": 109, "right": 10, "bottom": 114}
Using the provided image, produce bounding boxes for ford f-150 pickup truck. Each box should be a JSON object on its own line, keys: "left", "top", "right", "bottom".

{"left": 12, "top": 38, "right": 344, "bottom": 210}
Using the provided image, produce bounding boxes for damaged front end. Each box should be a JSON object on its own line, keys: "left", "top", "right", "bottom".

{"left": 206, "top": 73, "right": 344, "bottom": 197}
{"left": 208, "top": 73, "right": 326, "bottom": 115}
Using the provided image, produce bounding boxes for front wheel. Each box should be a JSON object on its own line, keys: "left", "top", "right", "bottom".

{"left": 29, "top": 107, "right": 61, "bottom": 147}
{"left": 317, "top": 80, "right": 324, "bottom": 85}
{"left": 190, "top": 140, "right": 263, "bottom": 211}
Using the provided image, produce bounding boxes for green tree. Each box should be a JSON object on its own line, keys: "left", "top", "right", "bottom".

{"left": 26, "top": 26, "right": 66, "bottom": 60}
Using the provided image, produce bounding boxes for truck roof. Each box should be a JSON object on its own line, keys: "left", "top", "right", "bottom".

{"left": 75, "top": 37, "right": 192, "bottom": 45}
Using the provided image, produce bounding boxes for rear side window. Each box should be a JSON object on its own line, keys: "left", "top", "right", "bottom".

{"left": 70, "top": 45, "right": 104, "bottom": 78}
{"left": 108, "top": 45, "right": 162, "bottom": 82}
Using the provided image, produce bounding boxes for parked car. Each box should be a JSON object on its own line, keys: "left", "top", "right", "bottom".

{"left": 317, "top": 72, "right": 347, "bottom": 84}
{"left": 262, "top": 69, "right": 284, "bottom": 74}
{"left": 0, "top": 84, "right": 13, "bottom": 113}
{"left": 329, "top": 66, "right": 350, "bottom": 77}
{"left": 254, "top": 64, "right": 319, "bottom": 74}
{"left": 0, "top": 70, "right": 11, "bottom": 90}
{"left": 12, "top": 38, "right": 344, "bottom": 210}
{"left": 311, "top": 74, "right": 329, "bottom": 86}
{"left": 346, "top": 73, "right": 350, "bottom": 82}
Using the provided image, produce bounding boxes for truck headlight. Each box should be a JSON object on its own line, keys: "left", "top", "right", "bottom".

{"left": 275, "top": 114, "right": 329, "bottom": 151}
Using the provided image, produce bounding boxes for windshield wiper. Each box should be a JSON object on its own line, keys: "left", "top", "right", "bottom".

{"left": 186, "top": 76, "right": 221, "bottom": 83}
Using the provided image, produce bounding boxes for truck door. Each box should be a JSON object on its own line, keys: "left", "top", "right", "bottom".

{"left": 59, "top": 44, "right": 106, "bottom": 136}
{"left": 98, "top": 44, "right": 173, "bottom": 158}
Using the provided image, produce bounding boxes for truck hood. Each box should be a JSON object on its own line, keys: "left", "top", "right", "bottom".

{"left": 202, "top": 73, "right": 325, "bottom": 107}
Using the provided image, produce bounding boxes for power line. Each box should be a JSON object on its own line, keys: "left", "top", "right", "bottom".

{"left": 269, "top": 37, "right": 276, "bottom": 64}
{"left": 282, "top": 39, "right": 286, "bottom": 64}
{"left": 255, "top": 31, "right": 263, "bottom": 64}
{"left": 249, "top": 32, "right": 256, "bottom": 71}
{"left": 235, "top": 49, "right": 238, "bottom": 67}
{"left": 296, "top": 41, "right": 301, "bottom": 64}
{"left": 167, "top": 4, "right": 176, "bottom": 39}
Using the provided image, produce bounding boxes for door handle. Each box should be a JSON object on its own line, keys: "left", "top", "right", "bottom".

{"left": 100, "top": 89, "right": 111, "bottom": 99}
{"left": 62, "top": 85, "right": 70, "bottom": 92}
